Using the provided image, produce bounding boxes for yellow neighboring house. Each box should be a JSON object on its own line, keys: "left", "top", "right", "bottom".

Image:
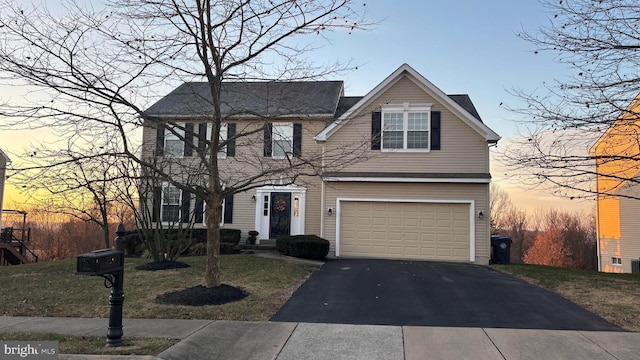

{"left": 0, "top": 148, "right": 9, "bottom": 230}
{"left": 591, "top": 96, "right": 640, "bottom": 273}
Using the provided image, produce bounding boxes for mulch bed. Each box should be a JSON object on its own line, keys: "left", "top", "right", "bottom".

{"left": 155, "top": 284, "right": 249, "bottom": 306}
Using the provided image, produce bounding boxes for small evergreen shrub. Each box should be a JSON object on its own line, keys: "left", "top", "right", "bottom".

{"left": 276, "top": 235, "right": 329, "bottom": 260}
{"left": 220, "top": 242, "right": 237, "bottom": 254}
{"left": 220, "top": 229, "right": 242, "bottom": 245}
{"left": 188, "top": 242, "right": 207, "bottom": 256}
{"left": 124, "top": 233, "right": 143, "bottom": 255}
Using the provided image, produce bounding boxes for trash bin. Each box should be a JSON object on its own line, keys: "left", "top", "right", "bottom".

{"left": 491, "top": 236, "right": 512, "bottom": 264}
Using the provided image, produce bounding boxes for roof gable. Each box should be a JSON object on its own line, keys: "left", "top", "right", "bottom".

{"left": 315, "top": 64, "right": 500, "bottom": 143}
{"left": 143, "top": 81, "right": 344, "bottom": 119}
{"left": 591, "top": 93, "right": 640, "bottom": 155}
{"left": 0, "top": 148, "right": 10, "bottom": 163}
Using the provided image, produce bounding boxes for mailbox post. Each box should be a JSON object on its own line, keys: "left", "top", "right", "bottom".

{"left": 76, "top": 224, "right": 126, "bottom": 347}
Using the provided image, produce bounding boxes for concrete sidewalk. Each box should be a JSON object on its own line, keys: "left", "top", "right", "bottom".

{"left": 1, "top": 316, "right": 639, "bottom": 360}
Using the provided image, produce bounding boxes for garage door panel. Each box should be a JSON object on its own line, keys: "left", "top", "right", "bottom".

{"left": 340, "top": 201, "right": 470, "bottom": 261}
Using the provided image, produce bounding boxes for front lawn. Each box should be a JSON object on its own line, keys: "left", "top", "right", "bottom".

{"left": 0, "top": 254, "right": 318, "bottom": 321}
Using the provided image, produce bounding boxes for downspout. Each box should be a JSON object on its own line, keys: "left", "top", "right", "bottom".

{"left": 595, "top": 164, "right": 602, "bottom": 272}
{"left": 319, "top": 143, "right": 326, "bottom": 238}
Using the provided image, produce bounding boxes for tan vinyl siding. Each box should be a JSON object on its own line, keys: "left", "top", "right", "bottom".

{"left": 140, "top": 118, "right": 328, "bottom": 237}
{"left": 323, "top": 182, "right": 490, "bottom": 264}
{"left": 325, "top": 76, "right": 490, "bottom": 174}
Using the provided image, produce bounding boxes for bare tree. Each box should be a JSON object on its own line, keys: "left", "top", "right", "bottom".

{"left": 0, "top": 0, "right": 371, "bottom": 287}
{"left": 490, "top": 182, "right": 512, "bottom": 234}
{"left": 13, "top": 148, "right": 126, "bottom": 249}
{"left": 500, "top": 0, "right": 640, "bottom": 200}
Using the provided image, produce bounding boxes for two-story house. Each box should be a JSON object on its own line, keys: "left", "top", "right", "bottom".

{"left": 591, "top": 95, "right": 640, "bottom": 273}
{"left": 142, "top": 64, "right": 500, "bottom": 264}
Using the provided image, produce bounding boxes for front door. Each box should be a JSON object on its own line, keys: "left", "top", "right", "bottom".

{"left": 269, "top": 192, "right": 291, "bottom": 239}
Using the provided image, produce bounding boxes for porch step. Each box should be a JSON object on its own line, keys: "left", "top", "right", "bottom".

{"left": 0, "top": 243, "right": 30, "bottom": 265}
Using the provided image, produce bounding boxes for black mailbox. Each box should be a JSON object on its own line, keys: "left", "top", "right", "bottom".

{"left": 77, "top": 249, "right": 124, "bottom": 275}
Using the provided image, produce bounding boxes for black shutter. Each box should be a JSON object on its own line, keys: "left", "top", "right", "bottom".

{"left": 195, "top": 196, "right": 204, "bottom": 223}
{"left": 293, "top": 123, "right": 302, "bottom": 156}
{"left": 371, "top": 112, "right": 381, "bottom": 150}
{"left": 198, "top": 123, "right": 207, "bottom": 152}
{"left": 264, "top": 123, "right": 272, "bottom": 157}
{"left": 431, "top": 111, "right": 441, "bottom": 150}
{"left": 155, "top": 125, "right": 165, "bottom": 156}
{"left": 227, "top": 123, "right": 236, "bottom": 157}
{"left": 184, "top": 123, "right": 194, "bottom": 156}
{"left": 152, "top": 187, "right": 162, "bottom": 222}
{"left": 224, "top": 194, "right": 234, "bottom": 224}
{"left": 181, "top": 191, "right": 191, "bottom": 223}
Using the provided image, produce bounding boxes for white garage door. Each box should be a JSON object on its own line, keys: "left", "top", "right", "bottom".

{"left": 339, "top": 201, "right": 470, "bottom": 261}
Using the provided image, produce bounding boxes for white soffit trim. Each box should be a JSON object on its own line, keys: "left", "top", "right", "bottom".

{"left": 324, "top": 177, "right": 491, "bottom": 184}
{"left": 314, "top": 63, "right": 501, "bottom": 143}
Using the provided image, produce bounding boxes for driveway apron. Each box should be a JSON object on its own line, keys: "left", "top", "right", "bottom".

{"left": 270, "top": 259, "right": 621, "bottom": 331}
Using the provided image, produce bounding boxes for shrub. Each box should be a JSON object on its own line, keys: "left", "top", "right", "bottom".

{"left": 276, "top": 235, "right": 329, "bottom": 260}
{"left": 124, "top": 233, "right": 144, "bottom": 256}
{"left": 220, "top": 242, "right": 237, "bottom": 254}
{"left": 220, "top": 229, "right": 241, "bottom": 245}
{"left": 187, "top": 242, "right": 207, "bottom": 256}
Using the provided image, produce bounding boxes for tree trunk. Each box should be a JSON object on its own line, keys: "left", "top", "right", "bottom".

{"left": 204, "top": 193, "right": 222, "bottom": 288}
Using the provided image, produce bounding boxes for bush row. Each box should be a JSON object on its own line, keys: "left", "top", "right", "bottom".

{"left": 276, "top": 235, "right": 329, "bottom": 260}
{"left": 123, "top": 228, "right": 242, "bottom": 256}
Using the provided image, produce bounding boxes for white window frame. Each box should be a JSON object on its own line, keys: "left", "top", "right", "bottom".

{"left": 161, "top": 182, "right": 181, "bottom": 223}
{"left": 612, "top": 257, "right": 622, "bottom": 266}
{"left": 206, "top": 123, "right": 228, "bottom": 158}
{"left": 164, "top": 123, "right": 185, "bottom": 157}
{"left": 381, "top": 103, "right": 431, "bottom": 152}
{"left": 272, "top": 123, "right": 294, "bottom": 159}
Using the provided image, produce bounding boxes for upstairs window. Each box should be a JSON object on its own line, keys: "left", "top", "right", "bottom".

{"left": 264, "top": 123, "right": 302, "bottom": 158}
{"left": 272, "top": 123, "right": 294, "bottom": 158}
{"left": 206, "top": 123, "right": 228, "bottom": 158}
{"left": 164, "top": 124, "right": 185, "bottom": 157}
{"left": 381, "top": 104, "right": 431, "bottom": 151}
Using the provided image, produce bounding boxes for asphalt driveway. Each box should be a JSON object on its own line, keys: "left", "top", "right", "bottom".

{"left": 270, "top": 259, "right": 621, "bottom": 331}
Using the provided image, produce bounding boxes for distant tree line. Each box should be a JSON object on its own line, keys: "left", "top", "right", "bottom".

{"left": 491, "top": 184, "right": 597, "bottom": 269}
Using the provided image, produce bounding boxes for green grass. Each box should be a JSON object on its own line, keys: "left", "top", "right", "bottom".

{"left": 493, "top": 263, "right": 640, "bottom": 331}
{"left": 0, "top": 254, "right": 318, "bottom": 320}
{"left": 0, "top": 331, "right": 178, "bottom": 356}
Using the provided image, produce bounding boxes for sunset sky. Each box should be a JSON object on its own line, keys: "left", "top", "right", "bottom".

{"left": 0, "top": 1, "right": 595, "bottom": 214}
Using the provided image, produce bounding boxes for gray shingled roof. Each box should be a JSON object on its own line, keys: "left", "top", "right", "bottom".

{"left": 143, "top": 81, "right": 344, "bottom": 119}
{"left": 143, "top": 81, "right": 483, "bottom": 124}
{"left": 448, "top": 94, "right": 482, "bottom": 122}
